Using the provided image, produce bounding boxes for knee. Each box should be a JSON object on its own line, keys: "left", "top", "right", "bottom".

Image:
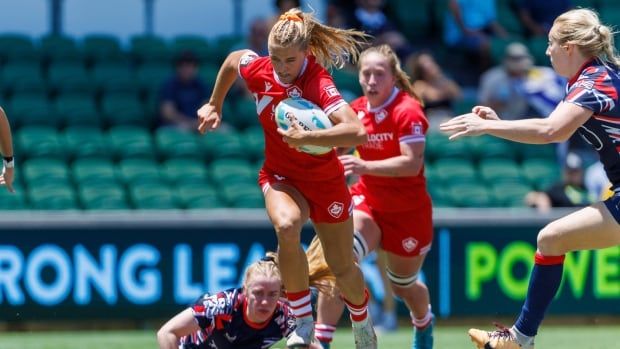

{"left": 327, "top": 258, "right": 355, "bottom": 279}
{"left": 273, "top": 216, "right": 303, "bottom": 246}
{"left": 537, "top": 224, "right": 563, "bottom": 255}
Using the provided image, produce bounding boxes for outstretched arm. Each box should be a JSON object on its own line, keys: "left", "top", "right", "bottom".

{"left": 0, "top": 107, "right": 14, "bottom": 193}
{"left": 157, "top": 308, "right": 200, "bottom": 349}
{"left": 198, "top": 49, "right": 252, "bottom": 133}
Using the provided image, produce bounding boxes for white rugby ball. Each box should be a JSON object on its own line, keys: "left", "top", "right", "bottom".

{"left": 275, "top": 97, "right": 334, "bottom": 155}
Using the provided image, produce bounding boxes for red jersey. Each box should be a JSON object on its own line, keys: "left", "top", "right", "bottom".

{"left": 349, "top": 88, "right": 429, "bottom": 211}
{"left": 238, "top": 51, "right": 348, "bottom": 181}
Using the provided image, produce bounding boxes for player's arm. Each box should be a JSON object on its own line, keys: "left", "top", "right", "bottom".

{"left": 301, "top": 104, "right": 367, "bottom": 147}
{"left": 157, "top": 308, "right": 200, "bottom": 349}
{"left": 197, "top": 49, "right": 252, "bottom": 133}
{"left": 440, "top": 102, "right": 592, "bottom": 143}
{"left": 0, "top": 107, "right": 13, "bottom": 160}
{"left": 339, "top": 142, "right": 424, "bottom": 177}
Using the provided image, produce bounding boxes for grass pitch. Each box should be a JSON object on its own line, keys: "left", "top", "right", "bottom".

{"left": 0, "top": 325, "right": 617, "bottom": 349}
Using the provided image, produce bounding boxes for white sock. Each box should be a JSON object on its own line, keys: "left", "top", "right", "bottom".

{"left": 511, "top": 326, "right": 535, "bottom": 347}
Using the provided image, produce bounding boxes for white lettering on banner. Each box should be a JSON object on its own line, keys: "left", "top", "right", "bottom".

{"left": 204, "top": 244, "right": 239, "bottom": 293}
{"left": 25, "top": 245, "right": 72, "bottom": 306}
{"left": 174, "top": 244, "right": 203, "bottom": 304}
{"left": 0, "top": 245, "right": 24, "bottom": 305}
{"left": 119, "top": 244, "right": 161, "bottom": 304}
{"left": 74, "top": 244, "right": 117, "bottom": 305}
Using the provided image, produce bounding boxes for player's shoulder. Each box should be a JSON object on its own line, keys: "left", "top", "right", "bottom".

{"left": 349, "top": 96, "right": 367, "bottom": 110}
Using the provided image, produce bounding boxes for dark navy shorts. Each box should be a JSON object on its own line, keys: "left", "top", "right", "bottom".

{"left": 603, "top": 191, "right": 620, "bottom": 224}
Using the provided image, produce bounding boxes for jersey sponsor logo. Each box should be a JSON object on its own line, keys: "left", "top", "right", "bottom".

{"left": 323, "top": 85, "right": 340, "bottom": 97}
{"left": 328, "top": 201, "right": 344, "bottom": 218}
{"left": 240, "top": 53, "right": 258, "bottom": 67}
{"left": 402, "top": 237, "right": 418, "bottom": 253}
{"left": 287, "top": 86, "right": 302, "bottom": 98}
{"left": 375, "top": 109, "right": 388, "bottom": 124}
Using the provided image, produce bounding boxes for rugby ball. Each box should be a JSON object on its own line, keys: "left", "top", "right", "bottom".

{"left": 275, "top": 97, "right": 334, "bottom": 155}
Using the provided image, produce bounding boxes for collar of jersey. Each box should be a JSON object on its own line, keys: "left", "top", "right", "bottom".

{"left": 567, "top": 57, "right": 598, "bottom": 86}
{"left": 273, "top": 57, "right": 309, "bottom": 87}
{"left": 367, "top": 87, "right": 399, "bottom": 113}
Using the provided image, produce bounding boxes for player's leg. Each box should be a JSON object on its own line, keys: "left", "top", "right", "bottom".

{"left": 375, "top": 249, "right": 397, "bottom": 332}
{"left": 315, "top": 219, "right": 377, "bottom": 349}
{"left": 386, "top": 253, "right": 433, "bottom": 349}
{"left": 315, "top": 290, "right": 344, "bottom": 349}
{"left": 469, "top": 201, "right": 620, "bottom": 349}
{"left": 264, "top": 181, "right": 313, "bottom": 347}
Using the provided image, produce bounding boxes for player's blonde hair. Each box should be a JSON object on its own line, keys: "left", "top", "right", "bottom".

{"left": 269, "top": 8, "right": 370, "bottom": 70}
{"left": 550, "top": 8, "right": 620, "bottom": 67}
{"left": 358, "top": 44, "right": 422, "bottom": 103}
{"left": 243, "top": 252, "right": 282, "bottom": 290}
{"left": 245, "top": 249, "right": 337, "bottom": 296}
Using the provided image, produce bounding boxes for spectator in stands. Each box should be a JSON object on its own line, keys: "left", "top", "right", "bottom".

{"left": 443, "top": 0, "right": 509, "bottom": 71}
{"left": 525, "top": 152, "right": 593, "bottom": 212}
{"left": 585, "top": 160, "right": 611, "bottom": 201}
{"left": 0, "top": 106, "right": 14, "bottom": 193}
{"left": 516, "top": 0, "right": 573, "bottom": 37}
{"left": 157, "top": 254, "right": 325, "bottom": 349}
{"left": 244, "top": 18, "right": 270, "bottom": 57}
{"left": 158, "top": 51, "right": 210, "bottom": 131}
{"left": 407, "top": 51, "right": 462, "bottom": 128}
{"left": 349, "top": 0, "right": 414, "bottom": 60}
{"left": 271, "top": 0, "right": 302, "bottom": 27}
{"left": 478, "top": 42, "right": 564, "bottom": 120}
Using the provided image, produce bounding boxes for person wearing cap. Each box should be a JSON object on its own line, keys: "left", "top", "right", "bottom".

{"left": 525, "top": 152, "right": 593, "bottom": 212}
{"left": 478, "top": 42, "right": 564, "bottom": 120}
{"left": 158, "top": 50, "right": 211, "bottom": 131}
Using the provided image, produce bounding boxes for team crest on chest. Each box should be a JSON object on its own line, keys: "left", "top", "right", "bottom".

{"left": 375, "top": 109, "right": 388, "bottom": 124}
{"left": 287, "top": 86, "right": 302, "bottom": 98}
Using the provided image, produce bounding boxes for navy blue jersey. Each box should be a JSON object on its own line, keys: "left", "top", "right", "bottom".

{"left": 565, "top": 58, "right": 620, "bottom": 189}
{"left": 180, "top": 288, "right": 295, "bottom": 349}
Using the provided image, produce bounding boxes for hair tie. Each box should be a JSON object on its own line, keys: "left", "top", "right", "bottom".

{"left": 279, "top": 13, "right": 303, "bottom": 22}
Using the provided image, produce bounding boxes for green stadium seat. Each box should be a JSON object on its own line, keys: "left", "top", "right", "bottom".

{"left": 426, "top": 131, "right": 471, "bottom": 162}
{"left": 163, "top": 158, "right": 209, "bottom": 185}
{"left": 516, "top": 143, "right": 557, "bottom": 162}
{"left": 154, "top": 128, "right": 201, "bottom": 160}
{"left": 490, "top": 37, "right": 514, "bottom": 65}
{"left": 491, "top": 182, "right": 532, "bottom": 207}
{"left": 0, "top": 33, "right": 38, "bottom": 63}
{"left": 229, "top": 97, "right": 259, "bottom": 130}
{"left": 62, "top": 126, "right": 109, "bottom": 160}
{"left": 72, "top": 158, "right": 119, "bottom": 187}
{"left": 447, "top": 182, "right": 493, "bottom": 207}
{"left": 81, "top": 34, "right": 124, "bottom": 64}
{"left": 171, "top": 35, "right": 211, "bottom": 63}
{"left": 386, "top": 0, "right": 432, "bottom": 40}
{"left": 106, "top": 126, "right": 155, "bottom": 160}
{"left": 0, "top": 62, "right": 42, "bottom": 95}
{"left": 199, "top": 63, "right": 219, "bottom": 87}
{"left": 10, "top": 74, "right": 48, "bottom": 97}
{"left": 129, "top": 35, "right": 172, "bottom": 64}
{"left": 22, "top": 158, "right": 70, "bottom": 185}
{"left": 7, "top": 95, "right": 57, "bottom": 128}
{"left": 432, "top": 158, "right": 477, "bottom": 184}
{"left": 496, "top": 4, "right": 524, "bottom": 37}
{"left": 242, "top": 126, "right": 265, "bottom": 162}
{"left": 478, "top": 158, "right": 523, "bottom": 183}
{"left": 54, "top": 95, "right": 103, "bottom": 128}
{"left": 210, "top": 35, "right": 244, "bottom": 65}
{"left": 527, "top": 37, "right": 551, "bottom": 66}
{"left": 176, "top": 183, "right": 224, "bottom": 209}
{"left": 15, "top": 126, "right": 64, "bottom": 160}
{"left": 39, "top": 35, "right": 83, "bottom": 64}
{"left": 101, "top": 95, "right": 147, "bottom": 127}
{"left": 332, "top": 68, "right": 362, "bottom": 96}
{"left": 0, "top": 189, "right": 27, "bottom": 210}
{"left": 78, "top": 183, "right": 129, "bottom": 210}
{"left": 136, "top": 63, "right": 171, "bottom": 94}
{"left": 92, "top": 63, "right": 140, "bottom": 97}
{"left": 521, "top": 158, "right": 561, "bottom": 190}
{"left": 129, "top": 182, "right": 179, "bottom": 209}
{"left": 117, "top": 158, "right": 164, "bottom": 185}
{"left": 47, "top": 63, "right": 94, "bottom": 97}
{"left": 219, "top": 182, "right": 264, "bottom": 208}
{"left": 28, "top": 185, "right": 78, "bottom": 210}
{"left": 199, "top": 130, "right": 246, "bottom": 160}
{"left": 469, "top": 135, "right": 517, "bottom": 161}
{"left": 210, "top": 158, "right": 256, "bottom": 185}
